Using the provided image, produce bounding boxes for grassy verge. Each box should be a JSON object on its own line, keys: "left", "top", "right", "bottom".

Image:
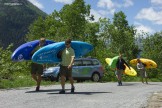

{"left": 0, "top": 75, "right": 55, "bottom": 89}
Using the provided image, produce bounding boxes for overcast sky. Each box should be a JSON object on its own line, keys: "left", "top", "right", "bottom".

{"left": 28, "top": 0, "right": 162, "bottom": 35}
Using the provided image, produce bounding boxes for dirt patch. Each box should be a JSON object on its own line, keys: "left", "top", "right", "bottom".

{"left": 147, "top": 91, "right": 162, "bottom": 108}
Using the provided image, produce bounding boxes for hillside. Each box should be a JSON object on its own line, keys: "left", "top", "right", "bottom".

{"left": 0, "top": 0, "right": 47, "bottom": 50}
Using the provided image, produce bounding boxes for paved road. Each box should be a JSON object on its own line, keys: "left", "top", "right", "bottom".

{"left": 0, "top": 82, "right": 162, "bottom": 108}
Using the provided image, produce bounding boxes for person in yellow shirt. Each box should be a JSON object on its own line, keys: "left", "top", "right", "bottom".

{"left": 59, "top": 39, "right": 75, "bottom": 94}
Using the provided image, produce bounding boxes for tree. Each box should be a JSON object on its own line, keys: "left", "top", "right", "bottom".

{"left": 26, "top": 16, "right": 46, "bottom": 41}
{"left": 26, "top": 0, "right": 91, "bottom": 42}
{"left": 59, "top": 0, "right": 90, "bottom": 40}
{"left": 142, "top": 32, "right": 162, "bottom": 79}
{"left": 108, "top": 11, "right": 137, "bottom": 60}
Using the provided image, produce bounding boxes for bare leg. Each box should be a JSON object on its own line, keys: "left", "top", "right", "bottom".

{"left": 60, "top": 75, "right": 65, "bottom": 90}
{"left": 68, "top": 77, "right": 74, "bottom": 87}
{"left": 32, "top": 74, "right": 41, "bottom": 91}
{"left": 145, "top": 71, "right": 148, "bottom": 84}
{"left": 116, "top": 74, "right": 122, "bottom": 85}
{"left": 141, "top": 78, "right": 144, "bottom": 83}
{"left": 37, "top": 74, "right": 42, "bottom": 87}
{"left": 145, "top": 77, "right": 148, "bottom": 84}
{"left": 68, "top": 76, "right": 75, "bottom": 93}
{"left": 32, "top": 74, "right": 38, "bottom": 82}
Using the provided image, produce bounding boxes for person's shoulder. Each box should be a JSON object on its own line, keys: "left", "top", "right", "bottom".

{"left": 142, "top": 63, "right": 146, "bottom": 67}
{"left": 121, "top": 58, "right": 125, "bottom": 61}
{"left": 70, "top": 47, "right": 74, "bottom": 50}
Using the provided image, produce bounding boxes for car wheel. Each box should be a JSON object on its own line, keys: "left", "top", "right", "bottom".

{"left": 91, "top": 73, "right": 100, "bottom": 82}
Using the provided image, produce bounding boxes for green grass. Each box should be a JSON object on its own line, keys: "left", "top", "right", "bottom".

{"left": 0, "top": 75, "right": 54, "bottom": 89}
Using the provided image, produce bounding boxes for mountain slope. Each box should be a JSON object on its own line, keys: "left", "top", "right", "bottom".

{"left": 0, "top": 0, "right": 47, "bottom": 50}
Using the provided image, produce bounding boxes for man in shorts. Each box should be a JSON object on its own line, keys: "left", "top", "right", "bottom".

{"left": 59, "top": 39, "right": 75, "bottom": 94}
{"left": 31, "top": 38, "right": 46, "bottom": 91}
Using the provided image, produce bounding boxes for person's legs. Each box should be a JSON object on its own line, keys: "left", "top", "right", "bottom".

{"left": 32, "top": 74, "right": 37, "bottom": 82}
{"left": 144, "top": 71, "right": 148, "bottom": 84}
{"left": 68, "top": 77, "right": 74, "bottom": 87}
{"left": 115, "top": 70, "right": 120, "bottom": 85}
{"left": 145, "top": 77, "right": 148, "bottom": 84}
{"left": 60, "top": 75, "right": 65, "bottom": 90}
{"left": 36, "top": 74, "right": 42, "bottom": 91}
{"left": 141, "top": 78, "right": 144, "bottom": 83}
{"left": 31, "top": 63, "right": 37, "bottom": 83}
{"left": 140, "top": 70, "right": 145, "bottom": 83}
{"left": 59, "top": 65, "right": 66, "bottom": 94}
{"left": 116, "top": 70, "right": 122, "bottom": 86}
{"left": 31, "top": 74, "right": 40, "bottom": 91}
{"left": 67, "top": 68, "right": 75, "bottom": 93}
{"left": 31, "top": 63, "right": 43, "bottom": 91}
{"left": 59, "top": 75, "right": 66, "bottom": 94}
{"left": 68, "top": 77, "right": 75, "bottom": 93}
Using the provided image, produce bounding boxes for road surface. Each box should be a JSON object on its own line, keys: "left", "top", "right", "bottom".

{"left": 0, "top": 82, "right": 162, "bottom": 108}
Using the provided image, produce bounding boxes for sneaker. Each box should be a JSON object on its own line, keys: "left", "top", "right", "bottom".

{"left": 120, "top": 81, "right": 122, "bottom": 86}
{"left": 36, "top": 86, "right": 40, "bottom": 91}
{"left": 59, "top": 90, "right": 65, "bottom": 94}
{"left": 117, "top": 81, "right": 120, "bottom": 86}
{"left": 71, "top": 87, "right": 75, "bottom": 93}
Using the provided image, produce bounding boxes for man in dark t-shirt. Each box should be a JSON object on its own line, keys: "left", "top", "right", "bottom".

{"left": 115, "top": 53, "right": 130, "bottom": 86}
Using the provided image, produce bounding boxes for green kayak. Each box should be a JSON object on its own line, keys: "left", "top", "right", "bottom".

{"left": 109, "top": 56, "right": 119, "bottom": 69}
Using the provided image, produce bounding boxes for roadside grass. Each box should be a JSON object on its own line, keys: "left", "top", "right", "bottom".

{"left": 0, "top": 74, "right": 55, "bottom": 89}
{"left": 0, "top": 72, "right": 161, "bottom": 89}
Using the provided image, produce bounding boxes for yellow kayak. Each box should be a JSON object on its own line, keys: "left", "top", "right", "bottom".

{"left": 105, "top": 58, "right": 111, "bottom": 66}
{"left": 124, "top": 64, "right": 137, "bottom": 76}
{"left": 130, "top": 58, "right": 157, "bottom": 69}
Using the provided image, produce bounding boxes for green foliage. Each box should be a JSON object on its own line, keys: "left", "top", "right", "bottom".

{"left": 0, "top": 74, "right": 54, "bottom": 89}
{"left": 102, "top": 66, "right": 116, "bottom": 82}
{"left": 0, "top": 44, "right": 31, "bottom": 81}
{"left": 59, "top": 0, "right": 90, "bottom": 40}
{"left": 142, "top": 32, "right": 162, "bottom": 79}
{"left": 26, "top": 0, "right": 90, "bottom": 41}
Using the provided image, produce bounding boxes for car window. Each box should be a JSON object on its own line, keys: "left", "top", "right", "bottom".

{"left": 47, "top": 67, "right": 55, "bottom": 71}
{"left": 92, "top": 60, "right": 100, "bottom": 65}
{"left": 73, "top": 60, "right": 82, "bottom": 66}
{"left": 82, "top": 60, "right": 92, "bottom": 66}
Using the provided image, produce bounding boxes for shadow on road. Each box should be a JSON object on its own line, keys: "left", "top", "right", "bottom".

{"left": 25, "top": 89, "right": 70, "bottom": 93}
{"left": 122, "top": 82, "right": 162, "bottom": 86}
{"left": 121, "top": 83, "right": 137, "bottom": 86}
{"left": 48, "top": 91, "right": 112, "bottom": 95}
{"left": 146, "top": 83, "right": 162, "bottom": 86}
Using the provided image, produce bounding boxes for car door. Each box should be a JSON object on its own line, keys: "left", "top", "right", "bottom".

{"left": 78, "top": 60, "right": 93, "bottom": 78}
{"left": 72, "top": 60, "right": 82, "bottom": 77}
